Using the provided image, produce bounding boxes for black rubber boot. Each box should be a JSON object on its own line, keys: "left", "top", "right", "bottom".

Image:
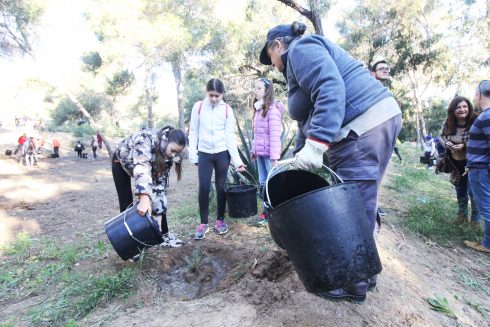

{"left": 317, "top": 280, "right": 369, "bottom": 303}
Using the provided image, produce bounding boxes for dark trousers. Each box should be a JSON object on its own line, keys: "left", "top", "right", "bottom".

{"left": 424, "top": 151, "right": 433, "bottom": 167}
{"left": 198, "top": 151, "right": 230, "bottom": 224}
{"left": 393, "top": 147, "right": 402, "bottom": 161}
{"left": 92, "top": 146, "right": 97, "bottom": 158}
{"left": 76, "top": 150, "right": 83, "bottom": 158}
{"left": 328, "top": 115, "right": 402, "bottom": 232}
{"left": 454, "top": 159, "right": 468, "bottom": 199}
{"left": 53, "top": 146, "right": 59, "bottom": 156}
{"left": 111, "top": 154, "right": 168, "bottom": 234}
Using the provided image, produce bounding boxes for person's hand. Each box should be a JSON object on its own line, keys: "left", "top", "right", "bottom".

{"left": 295, "top": 139, "right": 329, "bottom": 170}
{"left": 137, "top": 194, "right": 151, "bottom": 216}
{"left": 252, "top": 154, "right": 257, "bottom": 161}
{"left": 452, "top": 144, "right": 464, "bottom": 150}
{"left": 236, "top": 165, "right": 246, "bottom": 172}
{"left": 271, "top": 160, "right": 278, "bottom": 167}
{"left": 446, "top": 141, "right": 454, "bottom": 148}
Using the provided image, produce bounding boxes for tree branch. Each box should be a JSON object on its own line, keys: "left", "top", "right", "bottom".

{"left": 276, "top": 0, "right": 312, "bottom": 19}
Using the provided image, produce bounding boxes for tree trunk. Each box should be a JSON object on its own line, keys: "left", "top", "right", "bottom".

{"left": 144, "top": 68, "right": 155, "bottom": 129}
{"left": 171, "top": 60, "right": 185, "bottom": 130}
{"left": 145, "top": 86, "right": 154, "bottom": 129}
{"left": 308, "top": 0, "right": 324, "bottom": 35}
{"left": 65, "top": 92, "right": 113, "bottom": 158}
{"left": 415, "top": 112, "right": 422, "bottom": 150}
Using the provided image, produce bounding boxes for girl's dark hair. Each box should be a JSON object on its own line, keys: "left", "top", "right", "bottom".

{"left": 266, "top": 21, "right": 307, "bottom": 51}
{"left": 442, "top": 96, "right": 478, "bottom": 136}
{"left": 156, "top": 126, "right": 186, "bottom": 181}
{"left": 206, "top": 78, "right": 225, "bottom": 94}
{"left": 254, "top": 78, "right": 275, "bottom": 118}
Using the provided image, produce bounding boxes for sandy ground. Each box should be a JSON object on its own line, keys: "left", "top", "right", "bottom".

{"left": 0, "top": 127, "right": 489, "bottom": 327}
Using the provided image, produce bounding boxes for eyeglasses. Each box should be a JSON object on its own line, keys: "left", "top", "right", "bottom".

{"left": 376, "top": 67, "right": 390, "bottom": 72}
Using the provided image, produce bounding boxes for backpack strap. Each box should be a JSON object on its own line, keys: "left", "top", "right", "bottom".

{"left": 198, "top": 101, "right": 203, "bottom": 115}
{"left": 225, "top": 104, "right": 228, "bottom": 118}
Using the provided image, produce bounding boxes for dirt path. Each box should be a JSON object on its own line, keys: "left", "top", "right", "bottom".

{"left": 0, "top": 130, "right": 489, "bottom": 327}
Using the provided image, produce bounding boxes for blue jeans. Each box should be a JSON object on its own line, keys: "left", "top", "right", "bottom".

{"left": 257, "top": 156, "right": 273, "bottom": 187}
{"left": 468, "top": 169, "right": 490, "bottom": 248}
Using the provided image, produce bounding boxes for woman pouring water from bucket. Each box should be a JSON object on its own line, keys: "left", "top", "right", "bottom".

{"left": 111, "top": 126, "right": 187, "bottom": 251}
{"left": 259, "top": 22, "right": 402, "bottom": 302}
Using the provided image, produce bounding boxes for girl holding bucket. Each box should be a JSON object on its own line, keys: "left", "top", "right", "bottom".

{"left": 259, "top": 22, "right": 402, "bottom": 302}
{"left": 251, "top": 77, "right": 284, "bottom": 226}
{"left": 188, "top": 78, "right": 245, "bottom": 240}
{"left": 112, "top": 126, "right": 186, "bottom": 248}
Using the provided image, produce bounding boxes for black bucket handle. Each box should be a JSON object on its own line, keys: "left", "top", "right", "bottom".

{"left": 263, "top": 158, "right": 344, "bottom": 210}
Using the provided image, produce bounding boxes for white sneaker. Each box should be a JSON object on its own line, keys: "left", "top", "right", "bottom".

{"left": 160, "top": 232, "right": 185, "bottom": 248}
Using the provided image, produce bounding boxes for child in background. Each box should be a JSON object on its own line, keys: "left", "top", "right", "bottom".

{"left": 188, "top": 78, "right": 245, "bottom": 240}
{"left": 423, "top": 135, "right": 436, "bottom": 169}
{"left": 74, "top": 141, "right": 85, "bottom": 158}
{"left": 91, "top": 136, "right": 98, "bottom": 159}
{"left": 112, "top": 126, "right": 186, "bottom": 248}
{"left": 250, "top": 78, "right": 285, "bottom": 226}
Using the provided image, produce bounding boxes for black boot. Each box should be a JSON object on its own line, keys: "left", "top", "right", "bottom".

{"left": 316, "top": 280, "right": 369, "bottom": 303}
{"left": 455, "top": 196, "right": 468, "bottom": 223}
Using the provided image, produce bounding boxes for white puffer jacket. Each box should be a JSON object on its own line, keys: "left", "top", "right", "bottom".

{"left": 188, "top": 98, "right": 243, "bottom": 167}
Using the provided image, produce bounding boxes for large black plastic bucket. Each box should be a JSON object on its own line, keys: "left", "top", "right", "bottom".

{"left": 226, "top": 184, "right": 257, "bottom": 218}
{"left": 104, "top": 204, "right": 163, "bottom": 260}
{"left": 264, "top": 161, "right": 382, "bottom": 293}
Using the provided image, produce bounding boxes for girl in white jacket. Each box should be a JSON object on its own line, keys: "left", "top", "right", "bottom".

{"left": 188, "top": 78, "right": 245, "bottom": 240}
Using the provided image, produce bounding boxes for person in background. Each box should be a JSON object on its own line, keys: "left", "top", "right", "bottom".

{"left": 14, "top": 133, "right": 27, "bottom": 155}
{"left": 259, "top": 21, "right": 401, "bottom": 302}
{"left": 91, "top": 136, "right": 98, "bottom": 159}
{"left": 97, "top": 132, "right": 103, "bottom": 149}
{"left": 465, "top": 80, "right": 490, "bottom": 253}
{"left": 52, "top": 137, "right": 60, "bottom": 158}
{"left": 74, "top": 141, "right": 85, "bottom": 158}
{"left": 423, "top": 135, "right": 436, "bottom": 169}
{"left": 434, "top": 137, "right": 445, "bottom": 157}
{"left": 23, "top": 137, "right": 36, "bottom": 167}
{"left": 112, "top": 126, "right": 186, "bottom": 249}
{"left": 251, "top": 77, "right": 285, "bottom": 226}
{"left": 188, "top": 78, "right": 245, "bottom": 240}
{"left": 370, "top": 60, "right": 390, "bottom": 84}
{"left": 439, "top": 96, "right": 479, "bottom": 224}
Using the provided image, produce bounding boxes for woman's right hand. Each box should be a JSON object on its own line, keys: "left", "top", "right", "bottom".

{"left": 137, "top": 194, "right": 151, "bottom": 216}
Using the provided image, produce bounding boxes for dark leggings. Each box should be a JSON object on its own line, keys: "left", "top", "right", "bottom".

{"left": 198, "top": 151, "right": 230, "bottom": 224}
{"left": 76, "top": 150, "right": 83, "bottom": 158}
{"left": 453, "top": 159, "right": 469, "bottom": 199}
{"left": 111, "top": 154, "right": 168, "bottom": 234}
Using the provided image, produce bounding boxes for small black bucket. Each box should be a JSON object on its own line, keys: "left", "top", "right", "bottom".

{"left": 104, "top": 204, "right": 163, "bottom": 260}
{"left": 264, "top": 160, "right": 382, "bottom": 293}
{"left": 5, "top": 149, "right": 12, "bottom": 155}
{"left": 226, "top": 184, "right": 257, "bottom": 218}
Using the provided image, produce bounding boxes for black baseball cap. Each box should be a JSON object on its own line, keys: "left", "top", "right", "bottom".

{"left": 259, "top": 24, "right": 295, "bottom": 65}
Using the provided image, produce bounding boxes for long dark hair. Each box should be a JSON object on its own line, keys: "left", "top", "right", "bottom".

{"left": 156, "top": 126, "right": 186, "bottom": 180}
{"left": 253, "top": 77, "right": 275, "bottom": 118}
{"left": 206, "top": 78, "right": 225, "bottom": 94}
{"left": 442, "top": 96, "right": 477, "bottom": 136}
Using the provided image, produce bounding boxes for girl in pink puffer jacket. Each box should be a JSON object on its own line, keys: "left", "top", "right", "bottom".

{"left": 251, "top": 77, "right": 285, "bottom": 225}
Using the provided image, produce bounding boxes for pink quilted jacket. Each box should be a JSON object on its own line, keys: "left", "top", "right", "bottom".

{"left": 251, "top": 101, "right": 285, "bottom": 160}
